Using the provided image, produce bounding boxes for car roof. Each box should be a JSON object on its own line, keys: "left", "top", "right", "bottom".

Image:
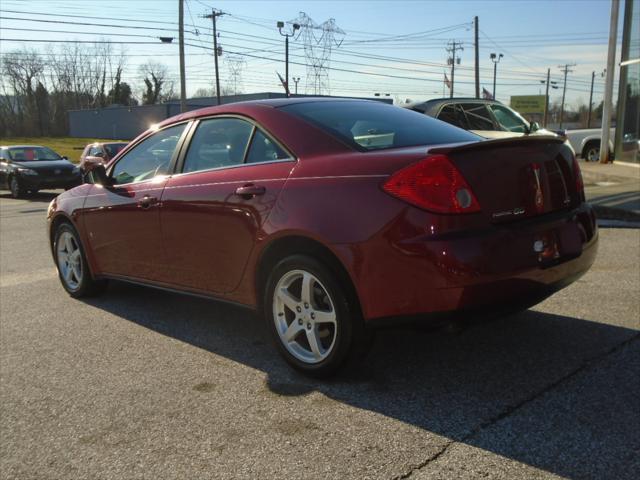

{"left": 159, "top": 97, "right": 390, "bottom": 126}
{"left": 406, "top": 97, "right": 505, "bottom": 114}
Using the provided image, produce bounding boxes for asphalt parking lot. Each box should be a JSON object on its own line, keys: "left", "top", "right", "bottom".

{"left": 1, "top": 191, "right": 639, "bottom": 480}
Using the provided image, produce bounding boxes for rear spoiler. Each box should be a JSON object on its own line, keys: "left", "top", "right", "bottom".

{"left": 429, "top": 135, "right": 565, "bottom": 155}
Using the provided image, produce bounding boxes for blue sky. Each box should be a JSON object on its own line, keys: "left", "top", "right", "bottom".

{"left": 0, "top": 0, "right": 622, "bottom": 107}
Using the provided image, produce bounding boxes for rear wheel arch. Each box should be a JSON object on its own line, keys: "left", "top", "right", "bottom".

{"left": 255, "top": 235, "right": 362, "bottom": 317}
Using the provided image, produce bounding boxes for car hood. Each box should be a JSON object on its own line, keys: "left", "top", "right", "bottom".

{"left": 12, "top": 160, "right": 77, "bottom": 171}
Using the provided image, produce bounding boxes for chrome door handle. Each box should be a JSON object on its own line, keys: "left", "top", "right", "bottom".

{"left": 235, "top": 184, "right": 266, "bottom": 198}
{"left": 138, "top": 195, "right": 157, "bottom": 209}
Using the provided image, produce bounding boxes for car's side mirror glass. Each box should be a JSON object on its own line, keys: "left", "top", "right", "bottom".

{"left": 529, "top": 122, "right": 540, "bottom": 133}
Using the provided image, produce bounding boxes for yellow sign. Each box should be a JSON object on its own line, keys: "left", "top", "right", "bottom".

{"left": 510, "top": 95, "right": 546, "bottom": 114}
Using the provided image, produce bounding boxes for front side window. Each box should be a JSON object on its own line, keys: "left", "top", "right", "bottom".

{"left": 489, "top": 105, "right": 529, "bottom": 133}
{"left": 111, "top": 123, "right": 187, "bottom": 185}
{"left": 460, "top": 104, "right": 496, "bottom": 131}
{"left": 183, "top": 118, "right": 253, "bottom": 173}
{"left": 280, "top": 101, "right": 478, "bottom": 151}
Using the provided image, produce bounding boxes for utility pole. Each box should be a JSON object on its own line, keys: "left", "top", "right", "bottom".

{"left": 490, "top": 52, "right": 503, "bottom": 100}
{"left": 203, "top": 9, "right": 224, "bottom": 105}
{"left": 293, "top": 77, "right": 301, "bottom": 95}
{"left": 587, "top": 70, "right": 605, "bottom": 128}
{"left": 277, "top": 21, "right": 300, "bottom": 97}
{"left": 600, "top": 0, "right": 619, "bottom": 163}
{"left": 558, "top": 63, "right": 576, "bottom": 129}
{"left": 587, "top": 71, "right": 596, "bottom": 128}
{"left": 474, "top": 16, "right": 480, "bottom": 98}
{"left": 178, "top": 0, "right": 186, "bottom": 112}
{"left": 540, "top": 69, "right": 558, "bottom": 128}
{"left": 446, "top": 41, "right": 463, "bottom": 98}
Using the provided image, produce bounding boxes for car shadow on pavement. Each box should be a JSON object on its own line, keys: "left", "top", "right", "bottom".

{"left": 83, "top": 281, "right": 639, "bottom": 480}
{"left": 0, "top": 191, "right": 59, "bottom": 203}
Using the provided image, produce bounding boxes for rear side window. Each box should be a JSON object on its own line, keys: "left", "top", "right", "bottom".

{"left": 437, "top": 104, "right": 468, "bottom": 129}
{"left": 460, "top": 104, "right": 496, "bottom": 131}
{"left": 183, "top": 118, "right": 253, "bottom": 173}
{"left": 245, "top": 130, "right": 289, "bottom": 164}
{"left": 280, "top": 101, "right": 479, "bottom": 151}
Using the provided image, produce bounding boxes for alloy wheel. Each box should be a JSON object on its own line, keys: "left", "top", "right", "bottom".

{"left": 586, "top": 147, "right": 600, "bottom": 162}
{"left": 56, "top": 231, "right": 83, "bottom": 290}
{"left": 272, "top": 269, "right": 338, "bottom": 364}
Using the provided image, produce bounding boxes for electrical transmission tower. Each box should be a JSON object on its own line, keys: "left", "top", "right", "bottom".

{"left": 225, "top": 55, "right": 246, "bottom": 94}
{"left": 293, "top": 12, "right": 345, "bottom": 95}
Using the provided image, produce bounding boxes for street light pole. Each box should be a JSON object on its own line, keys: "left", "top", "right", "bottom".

{"left": 490, "top": 52, "right": 503, "bottom": 100}
{"left": 277, "top": 21, "right": 300, "bottom": 97}
{"left": 293, "top": 77, "right": 301, "bottom": 95}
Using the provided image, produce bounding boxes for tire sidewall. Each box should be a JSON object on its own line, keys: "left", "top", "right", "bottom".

{"left": 263, "top": 255, "right": 355, "bottom": 376}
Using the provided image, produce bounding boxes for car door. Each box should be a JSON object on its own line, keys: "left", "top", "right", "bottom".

{"left": 81, "top": 122, "right": 190, "bottom": 281}
{"left": 159, "top": 116, "right": 296, "bottom": 295}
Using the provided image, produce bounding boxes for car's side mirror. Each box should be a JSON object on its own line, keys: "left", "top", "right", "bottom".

{"left": 529, "top": 122, "right": 540, "bottom": 133}
{"left": 62, "top": 156, "right": 68, "bottom": 160}
{"left": 85, "top": 164, "right": 112, "bottom": 186}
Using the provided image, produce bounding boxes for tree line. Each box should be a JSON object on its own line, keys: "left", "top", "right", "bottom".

{"left": 0, "top": 44, "right": 178, "bottom": 137}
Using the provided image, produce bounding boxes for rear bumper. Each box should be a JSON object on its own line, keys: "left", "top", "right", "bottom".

{"left": 342, "top": 204, "right": 598, "bottom": 322}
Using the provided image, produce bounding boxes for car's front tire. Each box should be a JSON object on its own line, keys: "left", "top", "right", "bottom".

{"left": 53, "top": 222, "right": 107, "bottom": 297}
{"left": 264, "top": 254, "right": 370, "bottom": 377}
{"left": 9, "top": 176, "right": 24, "bottom": 199}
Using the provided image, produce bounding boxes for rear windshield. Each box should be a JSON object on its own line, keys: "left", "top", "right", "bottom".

{"left": 104, "top": 143, "right": 128, "bottom": 157}
{"left": 280, "top": 101, "right": 479, "bottom": 151}
{"left": 7, "top": 146, "right": 62, "bottom": 161}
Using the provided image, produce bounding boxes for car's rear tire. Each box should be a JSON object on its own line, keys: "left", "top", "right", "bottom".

{"left": 582, "top": 141, "right": 610, "bottom": 162}
{"left": 9, "top": 176, "right": 24, "bottom": 199}
{"left": 263, "top": 254, "right": 370, "bottom": 377}
{"left": 53, "top": 222, "right": 107, "bottom": 298}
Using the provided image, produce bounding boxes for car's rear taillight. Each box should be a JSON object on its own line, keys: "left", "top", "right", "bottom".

{"left": 382, "top": 154, "right": 481, "bottom": 214}
{"left": 572, "top": 155, "right": 585, "bottom": 202}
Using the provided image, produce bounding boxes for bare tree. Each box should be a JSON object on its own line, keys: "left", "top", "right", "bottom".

{"left": 1, "top": 49, "right": 46, "bottom": 135}
{"left": 138, "top": 61, "right": 173, "bottom": 104}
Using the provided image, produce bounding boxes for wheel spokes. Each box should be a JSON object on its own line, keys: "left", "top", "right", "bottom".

{"left": 277, "top": 287, "right": 299, "bottom": 313}
{"left": 284, "top": 321, "right": 303, "bottom": 342}
{"left": 300, "top": 272, "right": 313, "bottom": 305}
{"left": 305, "top": 328, "right": 324, "bottom": 360}
{"left": 312, "top": 309, "right": 336, "bottom": 325}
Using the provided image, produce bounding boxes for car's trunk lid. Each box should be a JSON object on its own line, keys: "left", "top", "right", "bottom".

{"left": 429, "top": 136, "right": 579, "bottom": 223}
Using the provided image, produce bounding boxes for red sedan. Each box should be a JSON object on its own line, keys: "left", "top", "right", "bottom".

{"left": 47, "top": 99, "right": 598, "bottom": 376}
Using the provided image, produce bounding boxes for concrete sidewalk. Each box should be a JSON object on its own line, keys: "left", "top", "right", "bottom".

{"left": 580, "top": 160, "right": 640, "bottom": 224}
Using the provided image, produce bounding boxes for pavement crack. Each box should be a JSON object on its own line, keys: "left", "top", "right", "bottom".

{"left": 393, "top": 332, "right": 640, "bottom": 480}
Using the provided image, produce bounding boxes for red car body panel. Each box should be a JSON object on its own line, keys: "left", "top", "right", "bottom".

{"left": 48, "top": 99, "right": 598, "bottom": 323}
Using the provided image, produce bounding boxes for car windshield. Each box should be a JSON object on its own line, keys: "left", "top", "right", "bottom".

{"left": 104, "top": 143, "right": 128, "bottom": 158}
{"left": 7, "top": 146, "right": 62, "bottom": 161}
{"left": 280, "top": 101, "right": 479, "bottom": 151}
